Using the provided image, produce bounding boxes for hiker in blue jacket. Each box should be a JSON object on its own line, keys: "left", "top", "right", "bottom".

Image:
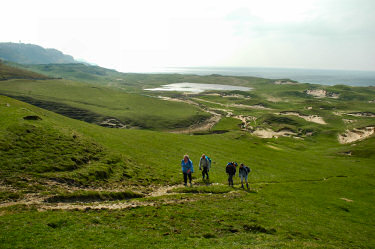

{"left": 238, "top": 163, "right": 251, "bottom": 189}
{"left": 181, "top": 155, "right": 194, "bottom": 186}
{"left": 199, "top": 154, "right": 211, "bottom": 181}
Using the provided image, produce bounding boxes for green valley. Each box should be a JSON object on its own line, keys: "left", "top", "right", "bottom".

{"left": 0, "top": 62, "right": 374, "bottom": 248}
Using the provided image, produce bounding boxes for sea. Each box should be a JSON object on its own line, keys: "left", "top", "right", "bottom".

{"left": 146, "top": 67, "right": 375, "bottom": 87}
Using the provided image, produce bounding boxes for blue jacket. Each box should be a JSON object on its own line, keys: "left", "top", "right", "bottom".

{"left": 181, "top": 159, "right": 194, "bottom": 173}
{"left": 239, "top": 166, "right": 250, "bottom": 177}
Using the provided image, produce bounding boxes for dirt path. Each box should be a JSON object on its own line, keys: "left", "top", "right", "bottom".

{"left": 170, "top": 114, "right": 221, "bottom": 134}
{"left": 159, "top": 96, "right": 222, "bottom": 134}
{"left": 0, "top": 176, "right": 350, "bottom": 212}
{"left": 192, "top": 98, "right": 272, "bottom": 110}
{"left": 161, "top": 96, "right": 266, "bottom": 134}
{"left": 0, "top": 181, "right": 233, "bottom": 212}
{"left": 0, "top": 183, "right": 189, "bottom": 211}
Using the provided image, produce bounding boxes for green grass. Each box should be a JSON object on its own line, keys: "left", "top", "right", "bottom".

{"left": 0, "top": 79, "right": 210, "bottom": 130}
{"left": 1, "top": 177, "right": 374, "bottom": 248}
{"left": 211, "top": 117, "right": 242, "bottom": 132}
{"left": 17, "top": 63, "right": 125, "bottom": 85}
{"left": 169, "top": 185, "right": 233, "bottom": 194}
{"left": 0, "top": 67, "right": 374, "bottom": 248}
{"left": 0, "top": 60, "right": 49, "bottom": 80}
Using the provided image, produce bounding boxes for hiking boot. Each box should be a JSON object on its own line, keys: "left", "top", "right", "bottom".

{"left": 241, "top": 184, "right": 244, "bottom": 189}
{"left": 184, "top": 183, "right": 187, "bottom": 187}
{"left": 246, "top": 183, "right": 249, "bottom": 189}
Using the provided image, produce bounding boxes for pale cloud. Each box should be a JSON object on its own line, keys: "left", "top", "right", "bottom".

{"left": 1, "top": 0, "right": 374, "bottom": 71}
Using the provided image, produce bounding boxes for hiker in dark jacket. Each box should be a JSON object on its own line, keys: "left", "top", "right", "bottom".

{"left": 238, "top": 163, "right": 251, "bottom": 189}
{"left": 199, "top": 154, "right": 211, "bottom": 181}
{"left": 226, "top": 162, "right": 236, "bottom": 186}
{"left": 181, "top": 155, "right": 194, "bottom": 186}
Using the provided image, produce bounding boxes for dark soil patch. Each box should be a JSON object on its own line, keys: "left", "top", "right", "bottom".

{"left": 243, "top": 224, "right": 276, "bottom": 234}
{"left": 45, "top": 191, "right": 144, "bottom": 203}
{"left": 23, "top": 115, "right": 42, "bottom": 120}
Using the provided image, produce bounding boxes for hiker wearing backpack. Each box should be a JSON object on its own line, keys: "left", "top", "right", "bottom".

{"left": 199, "top": 154, "right": 211, "bottom": 181}
{"left": 226, "top": 162, "right": 236, "bottom": 186}
{"left": 239, "top": 163, "right": 251, "bottom": 189}
{"left": 181, "top": 155, "right": 194, "bottom": 186}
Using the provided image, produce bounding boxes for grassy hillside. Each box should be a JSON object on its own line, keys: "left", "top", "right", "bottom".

{"left": 0, "top": 60, "right": 50, "bottom": 80}
{"left": 12, "top": 62, "right": 274, "bottom": 90}
{"left": 0, "top": 63, "right": 374, "bottom": 247}
{"left": 0, "top": 94, "right": 374, "bottom": 248}
{"left": 0, "top": 79, "right": 210, "bottom": 130}
{"left": 17, "top": 63, "right": 125, "bottom": 84}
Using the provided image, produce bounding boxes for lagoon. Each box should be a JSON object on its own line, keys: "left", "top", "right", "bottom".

{"left": 145, "top": 82, "right": 252, "bottom": 93}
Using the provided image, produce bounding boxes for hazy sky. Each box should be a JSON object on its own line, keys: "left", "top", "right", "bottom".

{"left": 2, "top": 0, "right": 375, "bottom": 72}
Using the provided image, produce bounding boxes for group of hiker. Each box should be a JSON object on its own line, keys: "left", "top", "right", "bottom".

{"left": 181, "top": 154, "right": 251, "bottom": 189}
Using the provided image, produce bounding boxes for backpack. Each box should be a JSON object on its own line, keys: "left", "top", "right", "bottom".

{"left": 245, "top": 166, "right": 251, "bottom": 174}
{"left": 205, "top": 156, "right": 211, "bottom": 166}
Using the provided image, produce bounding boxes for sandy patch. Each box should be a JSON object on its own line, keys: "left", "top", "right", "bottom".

{"left": 233, "top": 115, "right": 257, "bottom": 129}
{"left": 306, "top": 89, "right": 326, "bottom": 98}
{"left": 347, "top": 112, "right": 375, "bottom": 118}
{"left": 343, "top": 119, "right": 356, "bottom": 124}
{"left": 209, "top": 108, "right": 233, "bottom": 117}
{"left": 340, "top": 198, "right": 353, "bottom": 202}
{"left": 338, "top": 126, "right": 375, "bottom": 144}
{"left": 232, "top": 103, "right": 272, "bottom": 110}
{"left": 279, "top": 111, "right": 326, "bottom": 124}
{"left": 252, "top": 128, "right": 296, "bottom": 138}
{"left": 369, "top": 100, "right": 375, "bottom": 103}
{"left": 204, "top": 93, "right": 221, "bottom": 96}
{"left": 192, "top": 98, "right": 272, "bottom": 110}
{"left": 223, "top": 94, "right": 246, "bottom": 99}
{"left": 306, "top": 89, "right": 339, "bottom": 99}
{"left": 266, "top": 144, "right": 282, "bottom": 150}
{"left": 192, "top": 98, "right": 225, "bottom": 106}
{"left": 274, "top": 80, "right": 296, "bottom": 85}
{"left": 266, "top": 96, "right": 282, "bottom": 103}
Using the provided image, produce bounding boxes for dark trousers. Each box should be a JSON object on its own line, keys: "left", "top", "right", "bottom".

{"left": 202, "top": 167, "right": 209, "bottom": 179}
{"left": 228, "top": 174, "right": 234, "bottom": 186}
{"left": 183, "top": 172, "right": 192, "bottom": 184}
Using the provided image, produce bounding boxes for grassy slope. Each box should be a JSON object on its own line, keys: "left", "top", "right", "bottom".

{"left": 0, "top": 61, "right": 49, "bottom": 80}
{"left": 12, "top": 62, "right": 273, "bottom": 90}
{"left": 0, "top": 95, "right": 374, "bottom": 248}
{"left": 0, "top": 64, "right": 374, "bottom": 247}
{"left": 0, "top": 79, "right": 209, "bottom": 130}
{"left": 16, "top": 63, "right": 124, "bottom": 84}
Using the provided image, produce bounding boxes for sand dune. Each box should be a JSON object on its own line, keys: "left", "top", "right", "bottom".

{"left": 306, "top": 89, "right": 339, "bottom": 99}
{"left": 338, "top": 126, "right": 375, "bottom": 144}
{"left": 279, "top": 111, "right": 326, "bottom": 124}
{"left": 252, "top": 128, "right": 296, "bottom": 138}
